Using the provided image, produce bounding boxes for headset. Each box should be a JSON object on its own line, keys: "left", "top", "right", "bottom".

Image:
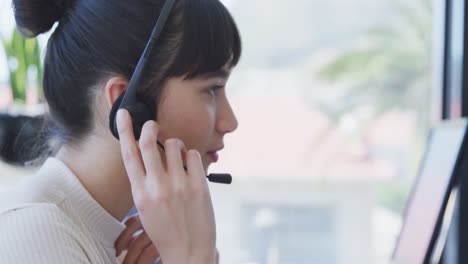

{"left": 108, "top": 0, "right": 232, "bottom": 184}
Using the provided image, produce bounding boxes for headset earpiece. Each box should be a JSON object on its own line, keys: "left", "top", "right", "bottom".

{"left": 108, "top": 94, "right": 123, "bottom": 139}
{"left": 109, "top": 93, "right": 154, "bottom": 140}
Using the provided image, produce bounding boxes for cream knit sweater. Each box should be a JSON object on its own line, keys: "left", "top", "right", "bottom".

{"left": 0, "top": 158, "right": 126, "bottom": 263}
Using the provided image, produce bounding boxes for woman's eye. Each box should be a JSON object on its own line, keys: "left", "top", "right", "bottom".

{"left": 208, "top": 86, "right": 223, "bottom": 96}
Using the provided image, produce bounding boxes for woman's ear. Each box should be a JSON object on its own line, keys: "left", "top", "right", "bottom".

{"left": 104, "top": 77, "right": 129, "bottom": 109}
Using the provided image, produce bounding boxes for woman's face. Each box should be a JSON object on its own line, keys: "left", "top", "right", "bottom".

{"left": 156, "top": 64, "right": 238, "bottom": 173}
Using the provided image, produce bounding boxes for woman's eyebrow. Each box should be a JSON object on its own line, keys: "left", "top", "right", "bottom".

{"left": 200, "top": 69, "right": 230, "bottom": 80}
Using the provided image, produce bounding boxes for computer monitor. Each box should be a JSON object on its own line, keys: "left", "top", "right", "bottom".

{"left": 392, "top": 119, "right": 468, "bottom": 264}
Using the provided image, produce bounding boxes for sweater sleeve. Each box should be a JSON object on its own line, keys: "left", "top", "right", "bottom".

{"left": 0, "top": 204, "right": 92, "bottom": 264}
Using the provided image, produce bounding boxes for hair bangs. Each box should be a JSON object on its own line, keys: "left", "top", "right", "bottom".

{"left": 167, "top": 0, "right": 242, "bottom": 79}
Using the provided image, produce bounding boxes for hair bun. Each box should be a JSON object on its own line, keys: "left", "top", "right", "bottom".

{"left": 12, "top": 0, "right": 74, "bottom": 38}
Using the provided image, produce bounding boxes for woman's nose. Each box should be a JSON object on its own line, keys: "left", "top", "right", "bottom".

{"left": 217, "top": 98, "right": 238, "bottom": 135}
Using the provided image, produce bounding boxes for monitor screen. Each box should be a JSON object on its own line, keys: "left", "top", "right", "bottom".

{"left": 392, "top": 122, "right": 467, "bottom": 264}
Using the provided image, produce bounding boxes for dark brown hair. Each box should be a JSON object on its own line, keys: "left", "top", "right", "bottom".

{"left": 12, "top": 0, "right": 241, "bottom": 150}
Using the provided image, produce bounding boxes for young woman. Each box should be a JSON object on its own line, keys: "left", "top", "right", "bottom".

{"left": 0, "top": 0, "right": 241, "bottom": 263}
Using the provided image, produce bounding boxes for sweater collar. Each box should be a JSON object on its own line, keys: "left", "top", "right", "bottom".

{"left": 39, "top": 157, "right": 126, "bottom": 248}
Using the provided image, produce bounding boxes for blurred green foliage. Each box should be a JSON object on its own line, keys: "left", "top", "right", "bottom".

{"left": 317, "top": 0, "right": 432, "bottom": 115}
{"left": 316, "top": 0, "right": 432, "bottom": 214}
{"left": 1, "top": 29, "right": 42, "bottom": 104}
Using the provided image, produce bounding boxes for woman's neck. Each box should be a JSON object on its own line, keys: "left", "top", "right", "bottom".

{"left": 55, "top": 136, "right": 134, "bottom": 221}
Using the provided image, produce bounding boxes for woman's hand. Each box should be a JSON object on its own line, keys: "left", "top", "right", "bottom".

{"left": 116, "top": 109, "right": 217, "bottom": 264}
{"left": 115, "top": 214, "right": 161, "bottom": 264}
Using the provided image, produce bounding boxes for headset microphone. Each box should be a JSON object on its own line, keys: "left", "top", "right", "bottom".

{"left": 156, "top": 141, "right": 232, "bottom": 184}
{"left": 109, "top": 0, "right": 232, "bottom": 185}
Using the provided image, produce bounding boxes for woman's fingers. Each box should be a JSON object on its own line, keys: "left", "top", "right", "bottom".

{"left": 136, "top": 243, "right": 160, "bottom": 264}
{"left": 117, "top": 108, "right": 216, "bottom": 262}
{"left": 115, "top": 214, "right": 161, "bottom": 263}
{"left": 165, "top": 138, "right": 187, "bottom": 183}
{"left": 123, "top": 231, "right": 155, "bottom": 264}
{"left": 116, "top": 109, "right": 145, "bottom": 189}
{"left": 186, "top": 149, "right": 206, "bottom": 183}
{"left": 139, "top": 121, "right": 164, "bottom": 179}
{"left": 115, "top": 214, "right": 143, "bottom": 256}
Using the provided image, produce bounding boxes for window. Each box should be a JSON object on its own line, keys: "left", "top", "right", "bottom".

{"left": 210, "top": 1, "right": 432, "bottom": 263}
